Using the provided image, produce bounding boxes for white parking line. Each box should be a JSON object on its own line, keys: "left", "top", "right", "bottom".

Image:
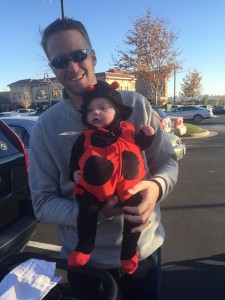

{"left": 27, "top": 241, "right": 62, "bottom": 252}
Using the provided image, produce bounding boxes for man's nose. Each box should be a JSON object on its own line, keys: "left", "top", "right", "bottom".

{"left": 67, "top": 60, "right": 80, "bottom": 72}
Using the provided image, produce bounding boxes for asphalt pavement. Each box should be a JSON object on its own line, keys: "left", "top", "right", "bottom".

{"left": 159, "top": 129, "right": 225, "bottom": 300}
{"left": 25, "top": 115, "right": 225, "bottom": 299}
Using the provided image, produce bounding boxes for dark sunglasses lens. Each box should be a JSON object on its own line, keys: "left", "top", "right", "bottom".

{"left": 50, "top": 50, "right": 90, "bottom": 69}
{"left": 71, "top": 50, "right": 88, "bottom": 63}
{"left": 51, "top": 57, "right": 68, "bottom": 69}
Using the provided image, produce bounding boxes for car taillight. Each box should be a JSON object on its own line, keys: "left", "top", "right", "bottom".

{"left": 159, "top": 119, "right": 165, "bottom": 128}
{"left": 174, "top": 119, "right": 182, "bottom": 127}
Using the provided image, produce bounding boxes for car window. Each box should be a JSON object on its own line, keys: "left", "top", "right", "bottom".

{"left": 155, "top": 108, "right": 168, "bottom": 118}
{"left": 186, "top": 107, "right": 194, "bottom": 111}
{"left": 7, "top": 125, "right": 30, "bottom": 148}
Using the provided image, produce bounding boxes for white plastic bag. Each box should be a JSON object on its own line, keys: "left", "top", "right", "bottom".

{"left": 0, "top": 258, "right": 62, "bottom": 300}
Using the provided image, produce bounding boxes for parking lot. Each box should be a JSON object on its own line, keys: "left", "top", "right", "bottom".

{"left": 2, "top": 114, "right": 225, "bottom": 299}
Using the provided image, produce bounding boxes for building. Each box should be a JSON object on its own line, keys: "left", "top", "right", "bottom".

{"left": 8, "top": 77, "right": 62, "bottom": 110}
{"left": 0, "top": 91, "right": 11, "bottom": 112}
{"left": 96, "top": 69, "right": 136, "bottom": 91}
{"left": 7, "top": 70, "right": 168, "bottom": 109}
{"left": 135, "top": 78, "right": 168, "bottom": 106}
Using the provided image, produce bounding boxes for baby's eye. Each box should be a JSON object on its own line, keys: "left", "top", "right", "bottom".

{"left": 101, "top": 106, "right": 108, "bottom": 110}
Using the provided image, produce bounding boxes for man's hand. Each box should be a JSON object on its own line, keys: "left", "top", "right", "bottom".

{"left": 123, "top": 180, "right": 160, "bottom": 233}
{"left": 101, "top": 195, "right": 124, "bottom": 218}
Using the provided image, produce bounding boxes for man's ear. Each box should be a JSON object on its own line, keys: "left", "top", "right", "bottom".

{"left": 91, "top": 50, "right": 97, "bottom": 67}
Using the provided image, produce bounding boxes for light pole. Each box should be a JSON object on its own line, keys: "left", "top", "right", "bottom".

{"left": 173, "top": 69, "right": 176, "bottom": 107}
{"left": 60, "top": 0, "right": 64, "bottom": 18}
{"left": 43, "top": 0, "right": 65, "bottom": 18}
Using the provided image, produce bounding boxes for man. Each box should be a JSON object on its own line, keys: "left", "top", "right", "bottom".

{"left": 29, "top": 18, "right": 178, "bottom": 299}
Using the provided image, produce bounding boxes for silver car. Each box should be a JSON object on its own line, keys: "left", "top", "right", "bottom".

{"left": 167, "top": 105, "right": 213, "bottom": 123}
{"left": 153, "top": 109, "right": 186, "bottom": 160}
{"left": 153, "top": 107, "right": 172, "bottom": 133}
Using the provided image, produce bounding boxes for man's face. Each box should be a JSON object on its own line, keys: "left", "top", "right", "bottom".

{"left": 46, "top": 29, "right": 97, "bottom": 97}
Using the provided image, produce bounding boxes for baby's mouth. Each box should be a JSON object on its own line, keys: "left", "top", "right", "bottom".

{"left": 92, "top": 117, "right": 100, "bottom": 122}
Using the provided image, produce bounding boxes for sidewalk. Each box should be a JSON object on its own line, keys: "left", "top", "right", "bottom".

{"left": 182, "top": 130, "right": 218, "bottom": 139}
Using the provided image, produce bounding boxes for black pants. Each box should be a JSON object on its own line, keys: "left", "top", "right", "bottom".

{"left": 67, "top": 248, "right": 161, "bottom": 300}
{"left": 76, "top": 191, "right": 142, "bottom": 261}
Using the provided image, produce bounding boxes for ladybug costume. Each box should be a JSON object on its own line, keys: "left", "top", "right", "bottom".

{"left": 68, "top": 81, "right": 155, "bottom": 274}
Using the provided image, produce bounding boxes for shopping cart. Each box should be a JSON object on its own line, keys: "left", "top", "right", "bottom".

{"left": 0, "top": 251, "right": 118, "bottom": 300}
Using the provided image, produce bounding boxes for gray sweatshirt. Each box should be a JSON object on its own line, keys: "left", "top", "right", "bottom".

{"left": 29, "top": 90, "right": 178, "bottom": 269}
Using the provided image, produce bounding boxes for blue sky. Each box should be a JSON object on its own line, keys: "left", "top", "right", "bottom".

{"left": 1, "top": 0, "right": 225, "bottom": 97}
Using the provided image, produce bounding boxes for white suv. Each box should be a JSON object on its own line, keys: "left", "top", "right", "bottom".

{"left": 17, "top": 109, "right": 37, "bottom": 116}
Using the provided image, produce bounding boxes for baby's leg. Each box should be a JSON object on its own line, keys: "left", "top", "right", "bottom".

{"left": 68, "top": 192, "right": 103, "bottom": 266}
{"left": 121, "top": 193, "right": 142, "bottom": 274}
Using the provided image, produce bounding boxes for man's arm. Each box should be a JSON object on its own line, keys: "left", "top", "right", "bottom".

{"left": 103, "top": 91, "right": 178, "bottom": 229}
{"left": 29, "top": 120, "right": 78, "bottom": 226}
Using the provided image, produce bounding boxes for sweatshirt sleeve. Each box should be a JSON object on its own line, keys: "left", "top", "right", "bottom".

{"left": 28, "top": 120, "right": 79, "bottom": 226}
{"left": 121, "top": 91, "right": 178, "bottom": 202}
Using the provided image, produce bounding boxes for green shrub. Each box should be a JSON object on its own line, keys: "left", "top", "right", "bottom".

{"left": 184, "top": 123, "right": 205, "bottom": 134}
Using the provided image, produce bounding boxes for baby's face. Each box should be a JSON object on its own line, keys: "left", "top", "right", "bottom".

{"left": 86, "top": 97, "right": 116, "bottom": 128}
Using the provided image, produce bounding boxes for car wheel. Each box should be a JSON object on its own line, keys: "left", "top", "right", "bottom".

{"left": 193, "top": 114, "right": 202, "bottom": 123}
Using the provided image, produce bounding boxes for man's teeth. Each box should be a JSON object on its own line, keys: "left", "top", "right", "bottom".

{"left": 71, "top": 74, "right": 84, "bottom": 81}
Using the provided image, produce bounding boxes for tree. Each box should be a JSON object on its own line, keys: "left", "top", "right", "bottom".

{"left": 202, "top": 95, "right": 209, "bottom": 105}
{"left": 180, "top": 70, "right": 202, "bottom": 98}
{"left": 113, "top": 9, "right": 182, "bottom": 105}
{"left": 16, "top": 89, "right": 32, "bottom": 109}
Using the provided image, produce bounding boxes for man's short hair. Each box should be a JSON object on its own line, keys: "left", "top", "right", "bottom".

{"left": 40, "top": 18, "right": 92, "bottom": 58}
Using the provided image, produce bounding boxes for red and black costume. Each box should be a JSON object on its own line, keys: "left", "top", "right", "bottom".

{"left": 68, "top": 81, "right": 155, "bottom": 274}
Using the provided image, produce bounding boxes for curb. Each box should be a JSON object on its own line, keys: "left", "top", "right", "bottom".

{"left": 182, "top": 130, "right": 218, "bottom": 139}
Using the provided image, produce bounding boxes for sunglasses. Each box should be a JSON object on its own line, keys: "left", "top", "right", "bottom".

{"left": 49, "top": 49, "right": 92, "bottom": 69}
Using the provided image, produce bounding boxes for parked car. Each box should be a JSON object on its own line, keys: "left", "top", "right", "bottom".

{"left": 167, "top": 105, "right": 213, "bottom": 123}
{"left": 17, "top": 109, "right": 37, "bottom": 116}
{"left": 198, "top": 105, "right": 214, "bottom": 116}
{"left": 169, "top": 116, "right": 187, "bottom": 136}
{"left": 153, "top": 107, "right": 172, "bottom": 133}
{"left": 1, "top": 116, "right": 39, "bottom": 155}
{"left": 199, "top": 104, "right": 213, "bottom": 110}
{"left": 154, "top": 107, "right": 187, "bottom": 136}
{"left": 166, "top": 132, "right": 186, "bottom": 160}
{"left": 0, "top": 120, "right": 37, "bottom": 262}
{"left": 170, "top": 105, "right": 183, "bottom": 111}
{"left": 212, "top": 105, "right": 225, "bottom": 115}
{"left": 153, "top": 110, "right": 186, "bottom": 160}
{"left": 0, "top": 111, "right": 20, "bottom": 118}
